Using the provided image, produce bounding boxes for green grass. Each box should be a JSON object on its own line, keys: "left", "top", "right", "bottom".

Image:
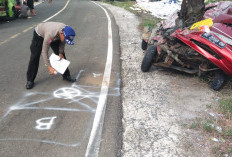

{"left": 203, "top": 120, "right": 214, "bottom": 132}
{"left": 225, "top": 128, "right": 232, "bottom": 137}
{"left": 102, "top": 0, "right": 160, "bottom": 30}
{"left": 190, "top": 122, "right": 200, "bottom": 129}
{"left": 218, "top": 98, "right": 232, "bottom": 119}
{"left": 206, "top": 104, "right": 212, "bottom": 109}
{"left": 103, "top": 1, "right": 135, "bottom": 12}
{"left": 141, "top": 18, "right": 159, "bottom": 29}
{"left": 204, "top": 0, "right": 220, "bottom": 4}
{"left": 205, "top": 0, "right": 232, "bottom": 4}
{"left": 227, "top": 148, "right": 232, "bottom": 153}
{"left": 212, "top": 146, "right": 220, "bottom": 154}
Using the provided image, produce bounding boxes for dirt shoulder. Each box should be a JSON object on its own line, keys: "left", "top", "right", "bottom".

{"left": 100, "top": 2, "right": 232, "bottom": 156}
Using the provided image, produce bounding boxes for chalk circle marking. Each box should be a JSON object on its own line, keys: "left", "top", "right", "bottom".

{"left": 53, "top": 88, "right": 82, "bottom": 99}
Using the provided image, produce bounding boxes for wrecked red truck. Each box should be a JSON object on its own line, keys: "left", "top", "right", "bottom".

{"left": 141, "top": 1, "right": 232, "bottom": 91}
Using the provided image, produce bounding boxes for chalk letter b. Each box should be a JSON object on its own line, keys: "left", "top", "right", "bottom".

{"left": 35, "top": 117, "right": 57, "bottom": 130}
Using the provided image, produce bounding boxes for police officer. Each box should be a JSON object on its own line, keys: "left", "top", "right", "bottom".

{"left": 26, "top": 22, "right": 76, "bottom": 89}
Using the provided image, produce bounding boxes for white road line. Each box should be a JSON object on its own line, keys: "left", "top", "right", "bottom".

{"left": 85, "top": 2, "right": 113, "bottom": 157}
{"left": 43, "top": 0, "right": 70, "bottom": 22}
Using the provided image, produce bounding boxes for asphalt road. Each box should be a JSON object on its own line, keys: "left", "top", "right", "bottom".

{"left": 0, "top": 0, "right": 121, "bottom": 156}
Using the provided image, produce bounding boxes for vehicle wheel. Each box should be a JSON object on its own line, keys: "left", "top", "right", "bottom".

{"left": 141, "top": 45, "right": 157, "bottom": 72}
{"left": 210, "top": 71, "right": 226, "bottom": 91}
{"left": 141, "top": 39, "right": 148, "bottom": 50}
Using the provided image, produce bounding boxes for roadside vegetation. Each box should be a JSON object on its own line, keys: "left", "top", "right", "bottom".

{"left": 205, "top": 0, "right": 232, "bottom": 4}
{"left": 102, "top": 0, "right": 160, "bottom": 29}
{"left": 188, "top": 96, "right": 232, "bottom": 156}
{"left": 104, "top": 0, "right": 136, "bottom": 11}
{"left": 102, "top": 0, "right": 232, "bottom": 31}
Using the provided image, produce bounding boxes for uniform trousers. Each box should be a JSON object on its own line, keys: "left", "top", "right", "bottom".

{"left": 27, "top": 30, "right": 71, "bottom": 82}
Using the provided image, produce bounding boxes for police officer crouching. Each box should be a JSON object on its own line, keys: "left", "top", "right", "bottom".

{"left": 26, "top": 22, "right": 76, "bottom": 89}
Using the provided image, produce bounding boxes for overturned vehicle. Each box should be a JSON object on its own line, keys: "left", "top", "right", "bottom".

{"left": 141, "top": 0, "right": 232, "bottom": 91}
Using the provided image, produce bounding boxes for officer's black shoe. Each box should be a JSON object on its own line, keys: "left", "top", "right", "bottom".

{"left": 63, "top": 76, "right": 76, "bottom": 82}
{"left": 26, "top": 81, "right": 34, "bottom": 89}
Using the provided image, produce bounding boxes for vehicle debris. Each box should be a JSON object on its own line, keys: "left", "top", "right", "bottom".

{"left": 141, "top": 0, "right": 232, "bottom": 91}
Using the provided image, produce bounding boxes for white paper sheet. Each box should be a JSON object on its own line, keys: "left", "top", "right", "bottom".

{"left": 49, "top": 53, "right": 70, "bottom": 74}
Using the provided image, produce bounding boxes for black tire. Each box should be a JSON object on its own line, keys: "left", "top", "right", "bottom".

{"left": 210, "top": 71, "right": 226, "bottom": 91}
{"left": 141, "top": 39, "right": 148, "bottom": 50}
{"left": 141, "top": 45, "right": 157, "bottom": 72}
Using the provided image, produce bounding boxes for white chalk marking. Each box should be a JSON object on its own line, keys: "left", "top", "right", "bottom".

{"left": 16, "top": 97, "right": 54, "bottom": 108}
{"left": 35, "top": 116, "right": 57, "bottom": 130}
{"left": 93, "top": 73, "right": 102, "bottom": 78}
{"left": 85, "top": 2, "right": 113, "bottom": 157}
{"left": 53, "top": 87, "right": 82, "bottom": 99}
{"left": 11, "top": 106, "right": 92, "bottom": 112}
{"left": 75, "top": 70, "right": 85, "bottom": 81}
{"left": 0, "top": 76, "right": 119, "bottom": 146}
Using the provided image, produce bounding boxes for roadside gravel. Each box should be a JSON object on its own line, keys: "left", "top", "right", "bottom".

{"left": 100, "top": 2, "right": 219, "bottom": 156}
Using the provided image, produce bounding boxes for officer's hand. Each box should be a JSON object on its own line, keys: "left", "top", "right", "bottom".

{"left": 59, "top": 53, "right": 64, "bottom": 60}
{"left": 48, "top": 66, "right": 57, "bottom": 75}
